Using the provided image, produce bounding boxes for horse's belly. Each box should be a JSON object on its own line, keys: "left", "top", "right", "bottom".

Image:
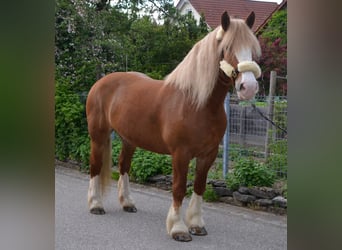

{"left": 110, "top": 108, "right": 170, "bottom": 154}
{"left": 117, "top": 127, "right": 170, "bottom": 154}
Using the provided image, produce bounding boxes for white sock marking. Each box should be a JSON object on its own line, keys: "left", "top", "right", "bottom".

{"left": 118, "top": 173, "right": 135, "bottom": 207}
{"left": 166, "top": 205, "right": 188, "bottom": 236}
{"left": 88, "top": 175, "right": 103, "bottom": 209}
{"left": 185, "top": 192, "right": 205, "bottom": 228}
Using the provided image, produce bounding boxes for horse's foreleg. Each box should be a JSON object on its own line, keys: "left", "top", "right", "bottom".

{"left": 88, "top": 137, "right": 112, "bottom": 215}
{"left": 117, "top": 141, "right": 137, "bottom": 213}
{"left": 185, "top": 148, "right": 218, "bottom": 236}
{"left": 166, "top": 151, "right": 192, "bottom": 242}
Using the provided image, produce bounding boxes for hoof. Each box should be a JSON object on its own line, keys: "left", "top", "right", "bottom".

{"left": 90, "top": 207, "right": 105, "bottom": 215}
{"left": 123, "top": 206, "right": 137, "bottom": 213}
{"left": 172, "top": 232, "right": 192, "bottom": 242}
{"left": 189, "top": 226, "right": 208, "bottom": 236}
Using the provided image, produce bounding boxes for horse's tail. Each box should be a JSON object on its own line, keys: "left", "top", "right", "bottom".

{"left": 100, "top": 136, "right": 112, "bottom": 196}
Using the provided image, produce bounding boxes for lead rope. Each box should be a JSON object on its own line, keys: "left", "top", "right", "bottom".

{"left": 251, "top": 102, "right": 288, "bottom": 135}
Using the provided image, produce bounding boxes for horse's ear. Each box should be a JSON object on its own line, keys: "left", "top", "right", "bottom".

{"left": 221, "top": 11, "right": 230, "bottom": 31}
{"left": 246, "top": 11, "right": 255, "bottom": 29}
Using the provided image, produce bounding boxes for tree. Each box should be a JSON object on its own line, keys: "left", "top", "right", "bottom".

{"left": 257, "top": 8, "right": 287, "bottom": 95}
{"left": 260, "top": 9, "right": 287, "bottom": 45}
{"left": 258, "top": 37, "right": 287, "bottom": 95}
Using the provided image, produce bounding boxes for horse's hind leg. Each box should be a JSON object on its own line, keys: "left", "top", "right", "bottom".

{"left": 88, "top": 134, "right": 112, "bottom": 215}
{"left": 117, "top": 140, "right": 137, "bottom": 213}
{"left": 185, "top": 148, "right": 218, "bottom": 236}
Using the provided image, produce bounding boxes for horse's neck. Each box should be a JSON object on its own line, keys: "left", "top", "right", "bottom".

{"left": 206, "top": 70, "right": 232, "bottom": 111}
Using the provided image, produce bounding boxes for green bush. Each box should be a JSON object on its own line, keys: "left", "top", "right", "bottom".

{"left": 267, "top": 139, "right": 287, "bottom": 178}
{"left": 203, "top": 185, "right": 219, "bottom": 202}
{"left": 55, "top": 78, "right": 88, "bottom": 163}
{"left": 226, "top": 157, "right": 275, "bottom": 190}
{"left": 111, "top": 138, "right": 123, "bottom": 167}
{"left": 130, "top": 149, "right": 172, "bottom": 183}
{"left": 77, "top": 135, "right": 91, "bottom": 171}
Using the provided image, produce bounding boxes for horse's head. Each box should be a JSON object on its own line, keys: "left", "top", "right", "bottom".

{"left": 216, "top": 11, "right": 261, "bottom": 100}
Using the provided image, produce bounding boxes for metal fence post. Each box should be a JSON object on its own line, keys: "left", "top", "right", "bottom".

{"left": 265, "top": 71, "right": 277, "bottom": 159}
{"left": 223, "top": 93, "right": 230, "bottom": 178}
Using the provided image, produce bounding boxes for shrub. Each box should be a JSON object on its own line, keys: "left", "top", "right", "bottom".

{"left": 267, "top": 139, "right": 287, "bottom": 178}
{"left": 203, "top": 185, "right": 219, "bottom": 202}
{"left": 55, "top": 78, "right": 88, "bottom": 162}
{"left": 130, "top": 149, "right": 172, "bottom": 183}
{"left": 226, "top": 157, "right": 275, "bottom": 190}
{"left": 77, "top": 135, "right": 90, "bottom": 171}
{"left": 111, "top": 138, "right": 123, "bottom": 167}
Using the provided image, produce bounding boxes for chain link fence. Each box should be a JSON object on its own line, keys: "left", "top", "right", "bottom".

{"left": 220, "top": 93, "right": 287, "bottom": 179}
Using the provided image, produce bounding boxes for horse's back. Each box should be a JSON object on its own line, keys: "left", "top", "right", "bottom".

{"left": 87, "top": 71, "right": 162, "bottom": 113}
{"left": 86, "top": 72, "right": 170, "bottom": 150}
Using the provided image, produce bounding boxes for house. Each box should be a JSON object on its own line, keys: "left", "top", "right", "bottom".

{"left": 176, "top": 0, "right": 280, "bottom": 33}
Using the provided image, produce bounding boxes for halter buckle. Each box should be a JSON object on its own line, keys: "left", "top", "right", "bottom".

{"left": 231, "top": 70, "right": 239, "bottom": 79}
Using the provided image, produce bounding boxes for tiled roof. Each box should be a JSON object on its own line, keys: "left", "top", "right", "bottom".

{"left": 178, "top": 0, "right": 279, "bottom": 33}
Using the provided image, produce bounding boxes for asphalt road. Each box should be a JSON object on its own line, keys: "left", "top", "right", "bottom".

{"left": 55, "top": 165, "right": 287, "bottom": 250}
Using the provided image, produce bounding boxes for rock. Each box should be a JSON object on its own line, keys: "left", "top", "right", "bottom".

{"left": 268, "top": 206, "right": 287, "bottom": 215}
{"left": 272, "top": 196, "right": 287, "bottom": 208}
{"left": 233, "top": 191, "right": 256, "bottom": 203}
{"left": 219, "top": 196, "right": 235, "bottom": 204}
{"left": 248, "top": 187, "right": 277, "bottom": 199}
{"left": 148, "top": 174, "right": 166, "bottom": 183}
{"left": 186, "top": 180, "right": 193, "bottom": 187}
{"left": 211, "top": 180, "right": 227, "bottom": 187}
{"left": 213, "top": 187, "right": 233, "bottom": 197}
{"left": 165, "top": 175, "right": 173, "bottom": 184}
{"left": 238, "top": 186, "right": 250, "bottom": 194}
{"left": 254, "top": 199, "right": 273, "bottom": 207}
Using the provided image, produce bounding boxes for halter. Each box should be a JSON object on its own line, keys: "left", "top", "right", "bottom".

{"left": 219, "top": 59, "right": 261, "bottom": 91}
{"left": 216, "top": 26, "right": 261, "bottom": 81}
{"left": 219, "top": 60, "right": 261, "bottom": 80}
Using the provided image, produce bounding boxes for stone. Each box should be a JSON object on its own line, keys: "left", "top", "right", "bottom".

{"left": 254, "top": 199, "right": 273, "bottom": 207}
{"left": 186, "top": 180, "right": 193, "bottom": 187}
{"left": 148, "top": 174, "right": 166, "bottom": 183}
{"left": 248, "top": 187, "right": 277, "bottom": 199}
{"left": 213, "top": 187, "right": 233, "bottom": 197}
{"left": 233, "top": 191, "right": 256, "bottom": 203}
{"left": 211, "top": 180, "right": 227, "bottom": 187}
{"left": 219, "top": 196, "right": 235, "bottom": 204}
{"left": 238, "top": 186, "right": 250, "bottom": 194}
{"left": 272, "top": 196, "right": 287, "bottom": 208}
{"left": 268, "top": 206, "right": 287, "bottom": 215}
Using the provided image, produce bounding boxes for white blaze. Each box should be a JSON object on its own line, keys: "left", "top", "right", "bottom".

{"left": 235, "top": 48, "right": 259, "bottom": 100}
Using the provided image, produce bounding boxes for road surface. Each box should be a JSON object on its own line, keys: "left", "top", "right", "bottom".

{"left": 55, "top": 165, "right": 287, "bottom": 250}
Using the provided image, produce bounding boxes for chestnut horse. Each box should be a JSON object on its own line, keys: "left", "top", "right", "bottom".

{"left": 86, "top": 11, "right": 261, "bottom": 242}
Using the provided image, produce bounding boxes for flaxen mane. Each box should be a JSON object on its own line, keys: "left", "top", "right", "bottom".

{"left": 165, "top": 18, "right": 261, "bottom": 109}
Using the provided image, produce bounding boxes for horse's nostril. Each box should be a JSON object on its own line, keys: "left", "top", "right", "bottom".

{"left": 240, "top": 84, "right": 245, "bottom": 91}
